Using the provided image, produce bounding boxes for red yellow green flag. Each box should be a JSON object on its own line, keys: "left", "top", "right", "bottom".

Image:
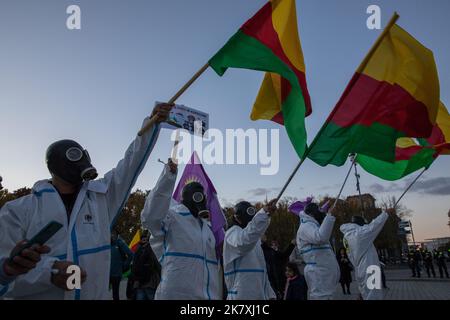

{"left": 357, "top": 102, "right": 450, "bottom": 181}
{"left": 308, "top": 20, "right": 440, "bottom": 167}
{"left": 209, "top": 0, "right": 311, "bottom": 158}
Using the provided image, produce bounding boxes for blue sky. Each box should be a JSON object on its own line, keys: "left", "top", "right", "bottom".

{"left": 0, "top": 0, "right": 449, "bottom": 241}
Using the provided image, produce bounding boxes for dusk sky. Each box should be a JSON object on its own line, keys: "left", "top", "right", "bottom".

{"left": 0, "top": 0, "right": 449, "bottom": 242}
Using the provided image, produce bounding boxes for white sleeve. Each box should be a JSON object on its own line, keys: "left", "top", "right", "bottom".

{"left": 99, "top": 118, "right": 161, "bottom": 225}
{"left": 0, "top": 258, "right": 15, "bottom": 298}
{"left": 299, "top": 214, "right": 336, "bottom": 245}
{"left": 225, "top": 210, "right": 270, "bottom": 256}
{"left": 0, "top": 199, "right": 60, "bottom": 298}
{"left": 140, "top": 165, "right": 177, "bottom": 258}
{"left": 358, "top": 211, "right": 389, "bottom": 244}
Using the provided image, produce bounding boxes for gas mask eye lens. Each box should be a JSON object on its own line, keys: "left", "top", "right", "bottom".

{"left": 192, "top": 192, "right": 204, "bottom": 203}
{"left": 246, "top": 206, "right": 256, "bottom": 216}
{"left": 84, "top": 150, "right": 91, "bottom": 162}
{"left": 66, "top": 147, "right": 83, "bottom": 162}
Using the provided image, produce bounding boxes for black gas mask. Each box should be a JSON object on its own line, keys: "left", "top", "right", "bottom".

{"left": 46, "top": 140, "right": 98, "bottom": 186}
{"left": 351, "top": 215, "right": 367, "bottom": 226}
{"left": 234, "top": 201, "right": 257, "bottom": 228}
{"left": 182, "top": 182, "right": 209, "bottom": 219}
{"left": 304, "top": 203, "right": 326, "bottom": 225}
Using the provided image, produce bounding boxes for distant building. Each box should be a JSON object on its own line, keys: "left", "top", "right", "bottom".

{"left": 346, "top": 194, "right": 376, "bottom": 209}
{"left": 422, "top": 237, "right": 450, "bottom": 251}
{"left": 448, "top": 209, "right": 450, "bottom": 228}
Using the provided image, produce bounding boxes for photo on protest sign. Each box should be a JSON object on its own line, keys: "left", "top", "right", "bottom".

{"left": 159, "top": 102, "right": 209, "bottom": 136}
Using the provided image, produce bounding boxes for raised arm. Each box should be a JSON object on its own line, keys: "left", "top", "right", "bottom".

{"left": 102, "top": 103, "right": 172, "bottom": 226}
{"left": 140, "top": 163, "right": 177, "bottom": 257}
{"left": 226, "top": 209, "right": 270, "bottom": 256}
{"left": 0, "top": 199, "right": 55, "bottom": 298}
{"left": 299, "top": 214, "right": 336, "bottom": 245}
{"left": 358, "top": 211, "right": 389, "bottom": 244}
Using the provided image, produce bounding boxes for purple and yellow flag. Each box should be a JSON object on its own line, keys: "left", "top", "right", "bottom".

{"left": 173, "top": 152, "right": 226, "bottom": 254}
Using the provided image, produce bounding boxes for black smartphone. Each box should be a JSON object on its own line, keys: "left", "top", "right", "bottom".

{"left": 9, "top": 221, "right": 63, "bottom": 261}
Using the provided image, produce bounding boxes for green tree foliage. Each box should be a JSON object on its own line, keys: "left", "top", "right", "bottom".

{"left": 0, "top": 187, "right": 32, "bottom": 209}
{"left": 113, "top": 189, "right": 149, "bottom": 244}
{"left": 0, "top": 185, "right": 409, "bottom": 256}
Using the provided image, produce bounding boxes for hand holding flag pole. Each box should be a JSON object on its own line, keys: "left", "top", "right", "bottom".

{"left": 138, "top": 63, "right": 210, "bottom": 136}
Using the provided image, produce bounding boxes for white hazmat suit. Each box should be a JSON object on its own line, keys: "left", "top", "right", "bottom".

{"left": 297, "top": 212, "right": 340, "bottom": 300}
{"left": 0, "top": 120, "right": 160, "bottom": 299}
{"left": 340, "top": 211, "right": 388, "bottom": 300}
{"left": 141, "top": 165, "right": 222, "bottom": 300}
{"left": 223, "top": 210, "right": 276, "bottom": 300}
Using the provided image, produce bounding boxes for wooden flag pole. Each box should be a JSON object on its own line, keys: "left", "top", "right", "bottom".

{"left": 356, "top": 12, "right": 399, "bottom": 73}
{"left": 274, "top": 12, "right": 400, "bottom": 203}
{"left": 138, "top": 63, "right": 210, "bottom": 136}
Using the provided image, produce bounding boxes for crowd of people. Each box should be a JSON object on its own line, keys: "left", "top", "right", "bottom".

{"left": 0, "top": 105, "right": 447, "bottom": 301}
{"left": 407, "top": 248, "right": 449, "bottom": 279}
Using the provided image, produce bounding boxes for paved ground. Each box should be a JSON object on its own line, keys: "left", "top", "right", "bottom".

{"left": 117, "top": 264, "right": 450, "bottom": 300}
{"left": 333, "top": 265, "right": 450, "bottom": 300}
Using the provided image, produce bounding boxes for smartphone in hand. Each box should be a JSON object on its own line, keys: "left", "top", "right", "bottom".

{"left": 9, "top": 221, "right": 63, "bottom": 261}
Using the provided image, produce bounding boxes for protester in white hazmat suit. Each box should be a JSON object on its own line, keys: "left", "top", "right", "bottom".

{"left": 223, "top": 200, "right": 277, "bottom": 300}
{"left": 141, "top": 159, "right": 222, "bottom": 300}
{"left": 340, "top": 211, "right": 388, "bottom": 300}
{"left": 0, "top": 104, "right": 171, "bottom": 299}
{"left": 297, "top": 203, "right": 340, "bottom": 300}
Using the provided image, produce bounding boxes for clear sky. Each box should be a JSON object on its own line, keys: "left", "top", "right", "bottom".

{"left": 0, "top": 0, "right": 449, "bottom": 242}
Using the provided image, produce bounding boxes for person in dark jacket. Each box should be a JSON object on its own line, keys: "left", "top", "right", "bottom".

{"left": 337, "top": 248, "right": 352, "bottom": 295}
{"left": 261, "top": 236, "right": 296, "bottom": 299}
{"left": 424, "top": 250, "right": 436, "bottom": 278}
{"left": 412, "top": 249, "right": 422, "bottom": 278}
{"left": 435, "top": 250, "right": 449, "bottom": 279}
{"left": 283, "top": 262, "right": 308, "bottom": 300}
{"left": 131, "top": 231, "right": 161, "bottom": 300}
{"left": 110, "top": 232, "right": 134, "bottom": 300}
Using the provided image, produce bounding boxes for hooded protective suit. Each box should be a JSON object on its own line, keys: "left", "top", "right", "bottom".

{"left": 340, "top": 211, "right": 388, "bottom": 300}
{"left": 0, "top": 119, "right": 160, "bottom": 300}
{"left": 297, "top": 212, "right": 340, "bottom": 300}
{"left": 140, "top": 165, "right": 222, "bottom": 300}
{"left": 223, "top": 210, "right": 275, "bottom": 300}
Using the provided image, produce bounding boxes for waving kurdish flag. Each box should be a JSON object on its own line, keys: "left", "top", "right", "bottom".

{"left": 209, "top": 0, "right": 311, "bottom": 158}
{"left": 356, "top": 102, "right": 450, "bottom": 181}
{"left": 308, "top": 17, "right": 440, "bottom": 167}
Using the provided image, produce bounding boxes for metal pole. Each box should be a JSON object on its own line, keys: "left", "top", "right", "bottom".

{"left": 353, "top": 160, "right": 365, "bottom": 218}
{"left": 395, "top": 168, "right": 427, "bottom": 208}
{"left": 330, "top": 156, "right": 355, "bottom": 212}
{"left": 409, "top": 221, "right": 417, "bottom": 248}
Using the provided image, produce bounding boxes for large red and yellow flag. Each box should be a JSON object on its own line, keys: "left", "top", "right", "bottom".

{"left": 357, "top": 102, "right": 450, "bottom": 180}
{"left": 308, "top": 15, "right": 440, "bottom": 167}
{"left": 250, "top": 0, "right": 312, "bottom": 123}
{"left": 209, "top": 0, "right": 311, "bottom": 158}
